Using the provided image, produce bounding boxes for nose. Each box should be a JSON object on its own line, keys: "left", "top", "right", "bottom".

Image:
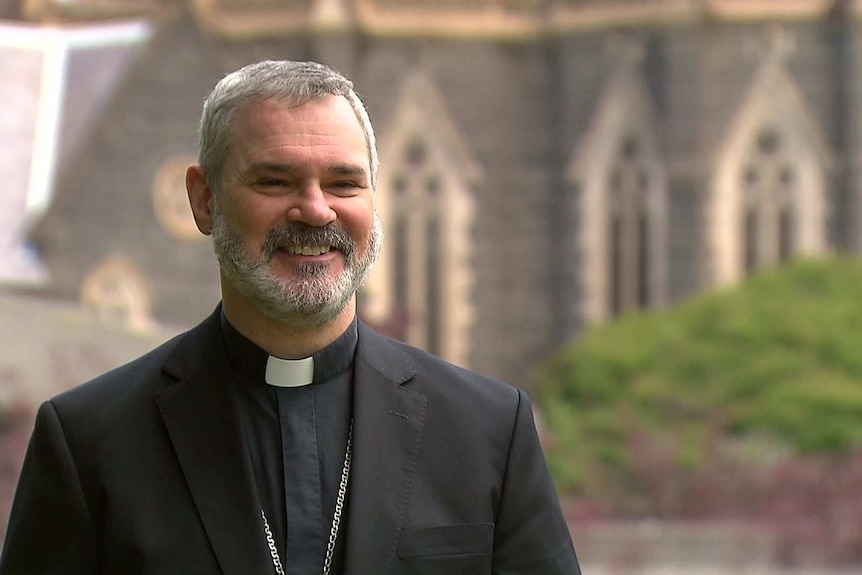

{"left": 287, "top": 182, "right": 336, "bottom": 227}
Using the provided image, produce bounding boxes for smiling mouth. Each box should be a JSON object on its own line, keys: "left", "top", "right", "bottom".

{"left": 284, "top": 245, "right": 332, "bottom": 256}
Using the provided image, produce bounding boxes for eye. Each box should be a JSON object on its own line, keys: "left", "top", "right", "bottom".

{"left": 259, "top": 178, "right": 288, "bottom": 187}
{"left": 328, "top": 181, "right": 363, "bottom": 195}
{"left": 255, "top": 178, "right": 295, "bottom": 194}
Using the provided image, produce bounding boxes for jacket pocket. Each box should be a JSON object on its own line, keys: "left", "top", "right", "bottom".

{"left": 397, "top": 523, "right": 494, "bottom": 559}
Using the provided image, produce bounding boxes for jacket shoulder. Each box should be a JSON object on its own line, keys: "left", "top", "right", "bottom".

{"left": 49, "top": 330, "right": 185, "bottom": 415}
{"left": 362, "top": 326, "right": 525, "bottom": 416}
{"left": 50, "top": 307, "right": 222, "bottom": 412}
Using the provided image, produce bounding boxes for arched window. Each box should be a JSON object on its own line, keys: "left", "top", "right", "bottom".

{"left": 709, "top": 39, "right": 832, "bottom": 287}
{"left": 740, "top": 126, "right": 798, "bottom": 274}
{"left": 362, "top": 74, "right": 479, "bottom": 367}
{"left": 607, "top": 134, "right": 653, "bottom": 316}
{"left": 388, "top": 141, "right": 447, "bottom": 356}
{"left": 567, "top": 45, "right": 668, "bottom": 324}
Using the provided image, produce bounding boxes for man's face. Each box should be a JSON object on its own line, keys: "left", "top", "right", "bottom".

{"left": 209, "top": 96, "right": 381, "bottom": 327}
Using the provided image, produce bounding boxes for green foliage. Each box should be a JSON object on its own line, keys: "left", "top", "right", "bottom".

{"left": 535, "top": 257, "right": 862, "bottom": 503}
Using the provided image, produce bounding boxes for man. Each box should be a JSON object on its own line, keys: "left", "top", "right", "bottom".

{"left": 0, "top": 60, "right": 580, "bottom": 575}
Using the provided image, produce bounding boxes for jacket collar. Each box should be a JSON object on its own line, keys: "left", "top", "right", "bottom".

{"left": 156, "top": 306, "right": 271, "bottom": 575}
{"left": 343, "top": 323, "right": 427, "bottom": 575}
{"left": 156, "top": 307, "right": 428, "bottom": 575}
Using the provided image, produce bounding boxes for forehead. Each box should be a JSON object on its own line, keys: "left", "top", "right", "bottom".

{"left": 228, "top": 95, "right": 369, "bottom": 170}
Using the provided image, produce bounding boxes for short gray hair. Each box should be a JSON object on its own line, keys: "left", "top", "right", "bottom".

{"left": 197, "top": 60, "right": 379, "bottom": 193}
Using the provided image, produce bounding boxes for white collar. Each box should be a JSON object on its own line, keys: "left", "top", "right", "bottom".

{"left": 265, "top": 355, "right": 314, "bottom": 387}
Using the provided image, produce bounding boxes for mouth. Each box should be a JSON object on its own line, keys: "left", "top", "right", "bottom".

{"left": 284, "top": 245, "right": 333, "bottom": 256}
{"left": 262, "top": 223, "right": 354, "bottom": 262}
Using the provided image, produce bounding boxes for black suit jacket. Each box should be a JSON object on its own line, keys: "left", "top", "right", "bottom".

{"left": 1, "top": 308, "right": 579, "bottom": 574}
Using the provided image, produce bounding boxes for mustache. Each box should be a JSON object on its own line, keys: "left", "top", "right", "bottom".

{"left": 261, "top": 223, "right": 355, "bottom": 260}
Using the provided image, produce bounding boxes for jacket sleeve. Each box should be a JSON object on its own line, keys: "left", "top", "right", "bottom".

{"left": 492, "top": 390, "right": 581, "bottom": 575}
{"left": 0, "top": 401, "right": 99, "bottom": 575}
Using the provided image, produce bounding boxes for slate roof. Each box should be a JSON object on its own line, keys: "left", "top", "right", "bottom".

{"left": 0, "top": 289, "right": 180, "bottom": 408}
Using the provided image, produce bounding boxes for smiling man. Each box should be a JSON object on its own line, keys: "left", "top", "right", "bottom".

{"left": 0, "top": 61, "right": 580, "bottom": 575}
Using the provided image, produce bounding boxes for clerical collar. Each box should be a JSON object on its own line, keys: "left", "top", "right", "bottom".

{"left": 219, "top": 308, "right": 358, "bottom": 386}
{"left": 264, "top": 355, "right": 313, "bottom": 387}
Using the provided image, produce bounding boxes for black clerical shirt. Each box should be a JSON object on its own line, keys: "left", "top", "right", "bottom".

{"left": 220, "top": 313, "right": 355, "bottom": 575}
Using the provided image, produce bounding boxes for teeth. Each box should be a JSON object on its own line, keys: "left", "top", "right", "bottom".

{"left": 287, "top": 245, "right": 331, "bottom": 256}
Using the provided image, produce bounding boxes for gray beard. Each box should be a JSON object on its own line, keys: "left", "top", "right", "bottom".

{"left": 210, "top": 205, "right": 382, "bottom": 328}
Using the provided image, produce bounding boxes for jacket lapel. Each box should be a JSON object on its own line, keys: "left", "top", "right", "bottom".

{"left": 155, "top": 309, "right": 272, "bottom": 575}
{"left": 343, "top": 324, "right": 428, "bottom": 575}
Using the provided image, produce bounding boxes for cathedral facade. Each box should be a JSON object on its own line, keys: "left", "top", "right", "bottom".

{"left": 9, "top": 0, "right": 862, "bottom": 389}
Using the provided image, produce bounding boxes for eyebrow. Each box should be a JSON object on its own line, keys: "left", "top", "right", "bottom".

{"left": 246, "top": 162, "right": 368, "bottom": 179}
{"left": 326, "top": 165, "right": 368, "bottom": 179}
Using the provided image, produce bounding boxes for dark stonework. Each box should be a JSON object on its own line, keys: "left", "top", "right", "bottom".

{"left": 26, "top": 7, "right": 862, "bottom": 388}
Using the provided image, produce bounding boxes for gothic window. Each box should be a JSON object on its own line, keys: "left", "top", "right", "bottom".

{"left": 362, "top": 74, "right": 478, "bottom": 367}
{"left": 638, "top": 209, "right": 649, "bottom": 307}
{"left": 739, "top": 126, "right": 799, "bottom": 276}
{"left": 744, "top": 208, "right": 758, "bottom": 274}
{"left": 388, "top": 139, "right": 446, "bottom": 356}
{"left": 709, "top": 34, "right": 831, "bottom": 287}
{"left": 567, "top": 52, "right": 668, "bottom": 325}
{"left": 606, "top": 133, "right": 654, "bottom": 318}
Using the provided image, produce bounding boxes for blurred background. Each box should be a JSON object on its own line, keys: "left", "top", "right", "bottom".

{"left": 2, "top": 0, "right": 862, "bottom": 572}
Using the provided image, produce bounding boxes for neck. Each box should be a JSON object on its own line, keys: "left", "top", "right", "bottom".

{"left": 220, "top": 278, "right": 356, "bottom": 359}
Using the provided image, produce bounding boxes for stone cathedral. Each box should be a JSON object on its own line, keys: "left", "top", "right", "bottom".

{"left": 2, "top": 0, "right": 861, "bottom": 397}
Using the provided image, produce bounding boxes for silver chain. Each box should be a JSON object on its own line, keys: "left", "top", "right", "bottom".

{"left": 261, "top": 420, "right": 353, "bottom": 575}
{"left": 262, "top": 508, "right": 285, "bottom": 575}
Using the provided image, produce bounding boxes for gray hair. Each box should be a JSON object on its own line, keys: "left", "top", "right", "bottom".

{"left": 197, "top": 60, "right": 379, "bottom": 194}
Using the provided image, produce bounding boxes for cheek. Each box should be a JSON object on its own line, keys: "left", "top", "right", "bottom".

{"left": 226, "top": 204, "right": 280, "bottom": 242}
{"left": 345, "top": 200, "right": 374, "bottom": 234}
{"left": 340, "top": 199, "right": 375, "bottom": 240}
{"left": 350, "top": 214, "right": 375, "bottom": 250}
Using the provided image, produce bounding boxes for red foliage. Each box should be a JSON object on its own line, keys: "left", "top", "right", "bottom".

{"left": 763, "top": 453, "right": 862, "bottom": 566}
{"left": 578, "top": 430, "right": 862, "bottom": 567}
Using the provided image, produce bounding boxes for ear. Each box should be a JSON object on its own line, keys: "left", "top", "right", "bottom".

{"left": 186, "top": 164, "right": 214, "bottom": 236}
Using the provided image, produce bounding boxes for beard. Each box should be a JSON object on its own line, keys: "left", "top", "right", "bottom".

{"left": 210, "top": 202, "right": 382, "bottom": 328}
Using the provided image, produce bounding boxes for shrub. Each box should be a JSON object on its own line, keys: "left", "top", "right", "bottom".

{"left": 535, "top": 257, "right": 862, "bottom": 563}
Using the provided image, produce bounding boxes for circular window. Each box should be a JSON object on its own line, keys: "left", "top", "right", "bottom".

{"left": 152, "top": 155, "right": 203, "bottom": 241}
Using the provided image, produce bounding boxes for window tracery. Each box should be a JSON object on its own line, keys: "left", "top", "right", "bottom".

{"left": 740, "top": 126, "right": 798, "bottom": 274}
{"left": 708, "top": 39, "right": 832, "bottom": 286}
{"left": 567, "top": 46, "right": 668, "bottom": 324}
{"left": 607, "top": 134, "right": 654, "bottom": 316}
{"left": 362, "top": 74, "right": 478, "bottom": 367}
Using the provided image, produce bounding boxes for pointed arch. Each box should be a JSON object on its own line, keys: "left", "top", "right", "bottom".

{"left": 708, "top": 56, "right": 833, "bottom": 287}
{"left": 362, "top": 72, "right": 480, "bottom": 367}
{"left": 567, "top": 63, "right": 668, "bottom": 324}
{"left": 80, "top": 254, "right": 153, "bottom": 332}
